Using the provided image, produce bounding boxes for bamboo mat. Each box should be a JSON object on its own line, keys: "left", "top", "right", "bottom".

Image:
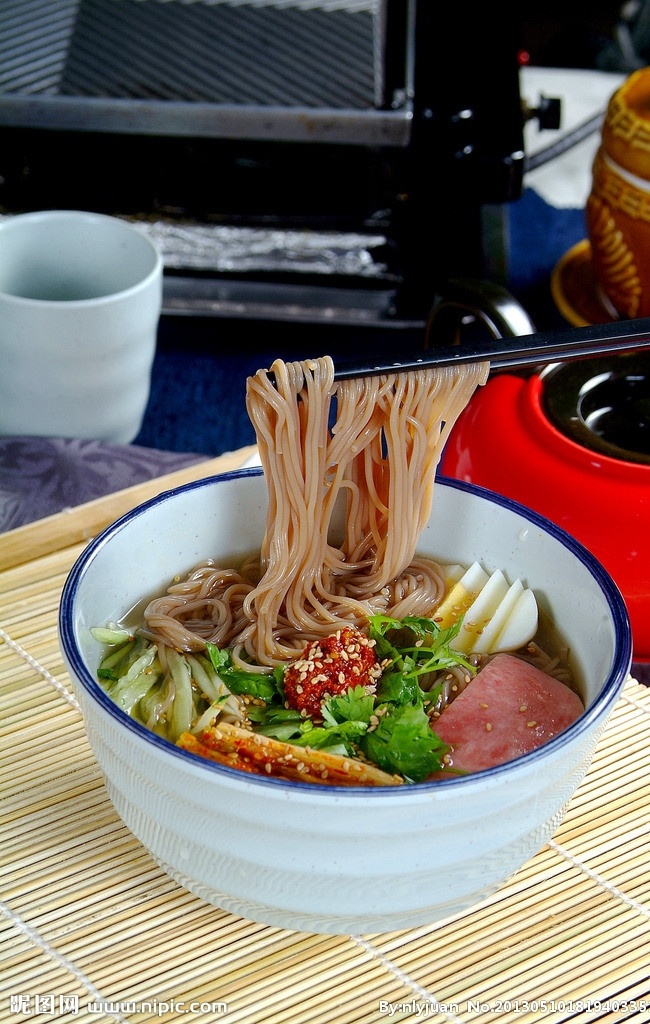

{"left": 2, "top": 447, "right": 650, "bottom": 1024}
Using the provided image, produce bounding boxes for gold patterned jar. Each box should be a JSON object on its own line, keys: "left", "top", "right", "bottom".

{"left": 586, "top": 66, "right": 650, "bottom": 318}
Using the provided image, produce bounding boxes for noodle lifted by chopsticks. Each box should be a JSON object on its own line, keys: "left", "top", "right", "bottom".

{"left": 142, "top": 355, "right": 488, "bottom": 667}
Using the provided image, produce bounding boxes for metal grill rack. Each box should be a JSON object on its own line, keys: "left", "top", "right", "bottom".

{"left": 0, "top": 0, "right": 408, "bottom": 144}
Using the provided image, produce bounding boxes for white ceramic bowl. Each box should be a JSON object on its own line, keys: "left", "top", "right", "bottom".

{"left": 59, "top": 469, "right": 632, "bottom": 934}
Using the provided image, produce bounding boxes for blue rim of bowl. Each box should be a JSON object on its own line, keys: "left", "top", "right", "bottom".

{"left": 59, "top": 468, "right": 633, "bottom": 795}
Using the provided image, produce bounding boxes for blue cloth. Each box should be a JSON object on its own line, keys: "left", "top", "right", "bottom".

{"left": 134, "top": 345, "right": 259, "bottom": 456}
{"left": 508, "top": 188, "right": 586, "bottom": 300}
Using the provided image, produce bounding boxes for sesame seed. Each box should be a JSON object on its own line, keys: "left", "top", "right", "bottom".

{"left": 485, "top": 723, "right": 492, "bottom": 732}
{"left": 527, "top": 721, "right": 537, "bottom": 729}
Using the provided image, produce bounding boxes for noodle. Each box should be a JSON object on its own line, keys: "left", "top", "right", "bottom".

{"left": 142, "top": 355, "right": 488, "bottom": 667}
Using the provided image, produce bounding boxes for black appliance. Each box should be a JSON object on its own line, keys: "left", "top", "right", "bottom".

{"left": 0, "top": 0, "right": 532, "bottom": 339}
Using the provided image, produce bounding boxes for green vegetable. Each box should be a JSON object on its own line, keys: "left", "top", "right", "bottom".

{"left": 96, "top": 635, "right": 139, "bottom": 680}
{"left": 166, "top": 647, "right": 195, "bottom": 741}
{"left": 342, "top": 614, "right": 477, "bottom": 780}
{"left": 297, "top": 716, "right": 370, "bottom": 753}
{"left": 247, "top": 705, "right": 304, "bottom": 741}
{"left": 272, "top": 611, "right": 474, "bottom": 782}
{"left": 322, "top": 686, "right": 376, "bottom": 726}
{"left": 102, "top": 641, "right": 161, "bottom": 715}
{"left": 205, "top": 642, "right": 282, "bottom": 704}
{"left": 95, "top": 611, "right": 475, "bottom": 783}
{"left": 368, "top": 614, "right": 476, "bottom": 681}
{"left": 360, "top": 702, "right": 448, "bottom": 782}
{"left": 91, "top": 626, "right": 134, "bottom": 646}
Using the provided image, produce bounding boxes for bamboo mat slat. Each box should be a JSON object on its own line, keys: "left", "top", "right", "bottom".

{"left": 1, "top": 448, "right": 649, "bottom": 1024}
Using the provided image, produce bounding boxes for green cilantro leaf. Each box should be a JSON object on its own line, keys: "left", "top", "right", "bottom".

{"left": 375, "top": 662, "right": 423, "bottom": 706}
{"left": 277, "top": 686, "right": 375, "bottom": 754}
{"left": 360, "top": 702, "right": 448, "bottom": 782}
{"left": 293, "top": 718, "right": 370, "bottom": 753}
{"left": 248, "top": 705, "right": 305, "bottom": 741}
{"left": 368, "top": 614, "right": 476, "bottom": 679}
{"left": 321, "top": 685, "right": 375, "bottom": 727}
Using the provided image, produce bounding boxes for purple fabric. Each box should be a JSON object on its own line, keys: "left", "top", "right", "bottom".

{"left": 0, "top": 436, "right": 206, "bottom": 531}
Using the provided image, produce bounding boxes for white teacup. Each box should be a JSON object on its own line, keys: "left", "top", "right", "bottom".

{"left": 0, "top": 210, "right": 163, "bottom": 443}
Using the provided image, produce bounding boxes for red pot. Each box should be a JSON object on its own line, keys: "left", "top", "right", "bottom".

{"left": 441, "top": 357, "right": 650, "bottom": 662}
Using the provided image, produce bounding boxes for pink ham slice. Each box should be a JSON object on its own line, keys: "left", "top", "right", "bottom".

{"left": 433, "top": 653, "right": 584, "bottom": 775}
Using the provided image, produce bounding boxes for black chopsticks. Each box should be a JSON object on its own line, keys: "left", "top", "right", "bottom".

{"left": 330, "top": 316, "right": 650, "bottom": 381}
